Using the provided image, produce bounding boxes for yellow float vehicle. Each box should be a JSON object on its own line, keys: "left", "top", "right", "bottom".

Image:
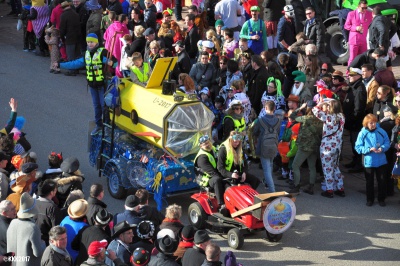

{"left": 89, "top": 58, "right": 215, "bottom": 209}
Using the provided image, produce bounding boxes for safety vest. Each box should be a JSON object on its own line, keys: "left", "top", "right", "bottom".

{"left": 194, "top": 147, "right": 217, "bottom": 187}
{"left": 223, "top": 116, "right": 246, "bottom": 132}
{"left": 131, "top": 63, "right": 149, "bottom": 83}
{"left": 85, "top": 48, "right": 104, "bottom": 82}
{"left": 221, "top": 139, "right": 242, "bottom": 173}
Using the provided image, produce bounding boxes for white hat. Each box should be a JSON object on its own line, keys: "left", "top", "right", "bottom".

{"left": 200, "top": 87, "right": 209, "bottom": 95}
{"left": 283, "top": 5, "right": 294, "bottom": 17}
{"left": 157, "top": 228, "right": 175, "bottom": 240}
{"left": 202, "top": 40, "right": 214, "bottom": 49}
{"left": 349, "top": 67, "right": 362, "bottom": 76}
{"left": 229, "top": 99, "right": 242, "bottom": 108}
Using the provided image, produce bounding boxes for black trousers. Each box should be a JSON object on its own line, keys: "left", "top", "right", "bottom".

{"left": 175, "top": 0, "right": 182, "bottom": 21}
{"left": 208, "top": 175, "right": 225, "bottom": 205}
{"left": 364, "top": 165, "right": 387, "bottom": 202}
{"left": 350, "top": 130, "right": 362, "bottom": 166}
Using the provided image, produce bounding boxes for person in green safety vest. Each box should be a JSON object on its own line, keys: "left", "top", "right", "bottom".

{"left": 222, "top": 100, "right": 246, "bottom": 141}
{"left": 217, "top": 131, "right": 261, "bottom": 190}
{"left": 129, "top": 51, "right": 152, "bottom": 87}
{"left": 59, "top": 33, "right": 117, "bottom": 135}
{"left": 194, "top": 135, "right": 225, "bottom": 208}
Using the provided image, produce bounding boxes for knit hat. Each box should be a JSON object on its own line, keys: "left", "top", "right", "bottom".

{"left": 17, "top": 192, "right": 39, "bottom": 219}
{"left": 130, "top": 247, "right": 150, "bottom": 266}
{"left": 88, "top": 240, "right": 108, "bottom": 256}
{"left": 292, "top": 70, "right": 306, "bottom": 83}
{"left": 215, "top": 19, "right": 224, "bottom": 27}
{"left": 86, "top": 33, "right": 99, "bottom": 43}
{"left": 125, "top": 195, "right": 139, "bottom": 208}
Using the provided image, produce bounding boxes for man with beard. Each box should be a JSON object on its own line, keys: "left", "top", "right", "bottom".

{"left": 342, "top": 68, "right": 367, "bottom": 173}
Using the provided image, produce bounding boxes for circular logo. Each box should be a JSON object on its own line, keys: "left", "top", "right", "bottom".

{"left": 263, "top": 197, "right": 296, "bottom": 234}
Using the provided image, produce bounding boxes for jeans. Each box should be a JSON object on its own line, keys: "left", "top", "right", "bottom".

{"left": 65, "top": 43, "right": 80, "bottom": 61}
{"left": 90, "top": 86, "right": 105, "bottom": 127}
{"left": 260, "top": 157, "right": 275, "bottom": 193}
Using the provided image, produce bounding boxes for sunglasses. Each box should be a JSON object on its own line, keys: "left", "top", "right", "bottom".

{"left": 199, "top": 135, "right": 210, "bottom": 145}
{"left": 306, "top": 12, "right": 312, "bottom": 15}
{"left": 231, "top": 134, "right": 243, "bottom": 141}
{"left": 294, "top": 81, "right": 300, "bottom": 84}
{"left": 321, "top": 69, "right": 327, "bottom": 71}
{"left": 332, "top": 77, "right": 339, "bottom": 80}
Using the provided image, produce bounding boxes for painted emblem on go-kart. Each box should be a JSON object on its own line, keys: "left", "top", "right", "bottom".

{"left": 263, "top": 197, "right": 296, "bottom": 234}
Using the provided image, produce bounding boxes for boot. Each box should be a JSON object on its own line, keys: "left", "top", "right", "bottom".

{"left": 289, "top": 185, "right": 300, "bottom": 193}
{"left": 303, "top": 184, "right": 314, "bottom": 195}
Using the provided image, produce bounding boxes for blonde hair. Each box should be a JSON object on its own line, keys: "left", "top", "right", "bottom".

{"left": 149, "top": 40, "right": 160, "bottom": 49}
{"left": 205, "top": 29, "right": 221, "bottom": 53}
{"left": 165, "top": 204, "right": 182, "bottom": 219}
{"left": 134, "top": 25, "right": 145, "bottom": 37}
{"left": 227, "top": 131, "right": 243, "bottom": 166}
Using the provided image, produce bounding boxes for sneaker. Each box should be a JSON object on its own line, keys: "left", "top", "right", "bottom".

{"left": 334, "top": 190, "right": 345, "bottom": 197}
{"left": 321, "top": 191, "right": 333, "bottom": 198}
{"left": 91, "top": 126, "right": 102, "bottom": 135}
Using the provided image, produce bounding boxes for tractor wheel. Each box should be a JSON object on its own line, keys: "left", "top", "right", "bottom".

{"left": 105, "top": 162, "right": 127, "bottom": 199}
{"left": 326, "top": 22, "right": 349, "bottom": 65}
{"left": 188, "top": 202, "right": 208, "bottom": 230}
{"left": 266, "top": 231, "right": 283, "bottom": 242}
{"left": 227, "top": 228, "right": 244, "bottom": 250}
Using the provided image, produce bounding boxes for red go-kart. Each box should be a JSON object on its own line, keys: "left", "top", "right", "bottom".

{"left": 188, "top": 180, "right": 297, "bottom": 249}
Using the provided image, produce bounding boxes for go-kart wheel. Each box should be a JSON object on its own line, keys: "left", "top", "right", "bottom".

{"left": 188, "top": 202, "right": 208, "bottom": 230}
{"left": 105, "top": 162, "right": 127, "bottom": 199}
{"left": 266, "top": 231, "right": 283, "bottom": 242}
{"left": 227, "top": 228, "right": 244, "bottom": 250}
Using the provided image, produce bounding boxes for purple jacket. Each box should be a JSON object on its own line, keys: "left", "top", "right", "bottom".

{"left": 344, "top": 9, "right": 372, "bottom": 45}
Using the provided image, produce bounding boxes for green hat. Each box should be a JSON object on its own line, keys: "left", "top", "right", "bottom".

{"left": 292, "top": 70, "right": 306, "bottom": 83}
{"left": 215, "top": 19, "right": 224, "bottom": 27}
{"left": 250, "top": 6, "right": 260, "bottom": 12}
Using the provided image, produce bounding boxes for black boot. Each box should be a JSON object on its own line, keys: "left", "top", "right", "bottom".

{"left": 289, "top": 185, "right": 300, "bottom": 193}
{"left": 303, "top": 184, "right": 314, "bottom": 195}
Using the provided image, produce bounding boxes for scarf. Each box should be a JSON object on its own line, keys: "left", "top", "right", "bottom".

{"left": 50, "top": 244, "right": 71, "bottom": 260}
{"left": 178, "top": 241, "right": 194, "bottom": 248}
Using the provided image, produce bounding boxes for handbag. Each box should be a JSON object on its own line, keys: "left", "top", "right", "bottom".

{"left": 391, "top": 157, "right": 400, "bottom": 177}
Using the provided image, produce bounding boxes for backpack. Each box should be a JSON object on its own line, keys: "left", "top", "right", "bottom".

{"left": 104, "top": 76, "right": 121, "bottom": 109}
{"left": 259, "top": 118, "right": 280, "bottom": 157}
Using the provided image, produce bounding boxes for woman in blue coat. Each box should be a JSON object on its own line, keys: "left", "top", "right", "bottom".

{"left": 355, "top": 114, "right": 390, "bottom": 207}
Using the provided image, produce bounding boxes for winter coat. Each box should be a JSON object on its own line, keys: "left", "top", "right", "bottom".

{"left": 342, "top": 78, "right": 367, "bottom": 131}
{"left": 54, "top": 174, "right": 84, "bottom": 208}
{"left": 349, "top": 49, "right": 393, "bottom": 72}
{"left": 36, "top": 197, "right": 62, "bottom": 245}
{"left": 374, "top": 69, "right": 398, "bottom": 90}
{"left": 277, "top": 16, "right": 296, "bottom": 47}
{"left": 149, "top": 252, "right": 179, "bottom": 266}
{"left": 303, "top": 17, "right": 325, "bottom": 53}
{"left": 368, "top": 14, "right": 397, "bottom": 54}
{"left": 189, "top": 63, "right": 216, "bottom": 89}
{"left": 181, "top": 246, "right": 206, "bottom": 266}
{"left": 184, "top": 25, "right": 200, "bottom": 59}
{"left": 355, "top": 125, "right": 390, "bottom": 168}
{"left": 137, "top": 205, "right": 164, "bottom": 228}
{"left": 73, "top": 225, "right": 111, "bottom": 266}
{"left": 0, "top": 168, "right": 9, "bottom": 202}
{"left": 86, "top": 196, "right": 108, "bottom": 226}
{"left": 104, "top": 21, "right": 130, "bottom": 78}
{"left": 290, "top": 109, "right": 323, "bottom": 152}
{"left": 41, "top": 245, "right": 72, "bottom": 266}
{"left": 50, "top": 4, "right": 63, "bottom": 29}
{"left": 60, "top": 216, "right": 88, "bottom": 263}
{"left": 7, "top": 219, "right": 46, "bottom": 266}
{"left": 247, "top": 66, "right": 269, "bottom": 114}
{"left": 144, "top": 4, "right": 157, "bottom": 30}
{"left": 113, "top": 210, "right": 143, "bottom": 227}
{"left": 0, "top": 215, "right": 12, "bottom": 255}
{"left": 263, "top": 0, "right": 285, "bottom": 22}
{"left": 252, "top": 113, "right": 283, "bottom": 159}
{"left": 86, "top": 9, "right": 103, "bottom": 43}
{"left": 372, "top": 93, "right": 396, "bottom": 121}
{"left": 126, "top": 36, "right": 146, "bottom": 57}
{"left": 59, "top": 8, "right": 81, "bottom": 45}
{"left": 171, "top": 50, "right": 191, "bottom": 80}
{"left": 108, "top": 0, "right": 123, "bottom": 15}
{"left": 159, "top": 219, "right": 184, "bottom": 240}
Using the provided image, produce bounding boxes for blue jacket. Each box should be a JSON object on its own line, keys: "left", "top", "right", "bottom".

{"left": 355, "top": 124, "right": 389, "bottom": 168}
{"left": 277, "top": 16, "right": 296, "bottom": 48}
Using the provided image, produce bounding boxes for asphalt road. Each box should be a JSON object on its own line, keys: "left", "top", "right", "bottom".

{"left": 1, "top": 4, "right": 400, "bottom": 265}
